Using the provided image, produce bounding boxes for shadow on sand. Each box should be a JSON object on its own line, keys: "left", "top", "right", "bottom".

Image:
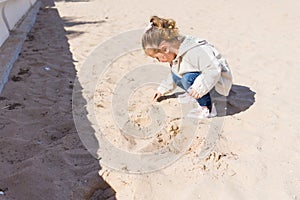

{"left": 214, "top": 84, "right": 256, "bottom": 116}
{"left": 48, "top": 0, "right": 117, "bottom": 198}
{"left": 158, "top": 84, "right": 256, "bottom": 117}
{"left": 0, "top": 0, "right": 116, "bottom": 199}
{"left": 44, "top": 0, "right": 117, "bottom": 199}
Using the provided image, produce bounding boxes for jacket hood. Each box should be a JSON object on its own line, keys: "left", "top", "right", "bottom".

{"left": 175, "top": 35, "right": 207, "bottom": 59}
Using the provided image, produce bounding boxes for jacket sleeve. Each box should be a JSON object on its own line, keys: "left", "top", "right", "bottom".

{"left": 191, "top": 63, "right": 221, "bottom": 97}
{"left": 157, "top": 72, "right": 176, "bottom": 95}
{"left": 185, "top": 46, "right": 222, "bottom": 97}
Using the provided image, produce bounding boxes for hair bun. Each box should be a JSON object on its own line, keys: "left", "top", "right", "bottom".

{"left": 166, "top": 19, "right": 176, "bottom": 29}
{"left": 150, "top": 16, "right": 177, "bottom": 30}
{"left": 142, "top": 16, "right": 180, "bottom": 48}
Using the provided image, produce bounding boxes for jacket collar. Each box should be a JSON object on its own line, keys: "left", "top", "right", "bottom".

{"left": 174, "top": 35, "right": 207, "bottom": 62}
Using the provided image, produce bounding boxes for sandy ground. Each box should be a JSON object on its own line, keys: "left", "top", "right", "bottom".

{"left": 0, "top": 0, "right": 116, "bottom": 199}
{"left": 1, "top": 0, "right": 300, "bottom": 199}
{"left": 55, "top": 0, "right": 300, "bottom": 199}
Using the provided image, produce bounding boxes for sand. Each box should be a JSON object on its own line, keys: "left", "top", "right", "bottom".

{"left": 1, "top": 0, "right": 300, "bottom": 199}
{"left": 0, "top": 0, "right": 115, "bottom": 199}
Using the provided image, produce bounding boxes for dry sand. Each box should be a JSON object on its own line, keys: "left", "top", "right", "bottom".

{"left": 0, "top": 0, "right": 300, "bottom": 199}
{"left": 55, "top": 0, "right": 300, "bottom": 199}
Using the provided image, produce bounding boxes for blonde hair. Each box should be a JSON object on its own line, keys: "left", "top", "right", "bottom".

{"left": 142, "top": 16, "right": 182, "bottom": 52}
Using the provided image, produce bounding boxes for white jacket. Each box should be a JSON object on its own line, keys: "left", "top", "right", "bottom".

{"left": 157, "top": 36, "right": 233, "bottom": 97}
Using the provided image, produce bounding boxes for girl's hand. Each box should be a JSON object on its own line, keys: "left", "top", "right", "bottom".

{"left": 152, "top": 91, "right": 162, "bottom": 102}
{"left": 188, "top": 88, "right": 201, "bottom": 99}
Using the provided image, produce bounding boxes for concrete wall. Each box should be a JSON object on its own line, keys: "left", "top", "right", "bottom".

{"left": 0, "top": 0, "right": 36, "bottom": 47}
{"left": 0, "top": 1, "right": 9, "bottom": 47}
{"left": 4, "top": 0, "right": 31, "bottom": 30}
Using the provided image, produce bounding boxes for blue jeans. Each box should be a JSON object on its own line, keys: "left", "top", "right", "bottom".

{"left": 172, "top": 72, "right": 212, "bottom": 110}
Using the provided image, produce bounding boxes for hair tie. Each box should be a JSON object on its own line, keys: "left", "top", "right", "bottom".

{"left": 144, "top": 22, "right": 153, "bottom": 32}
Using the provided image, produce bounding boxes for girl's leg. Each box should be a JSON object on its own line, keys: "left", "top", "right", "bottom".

{"left": 171, "top": 72, "right": 185, "bottom": 90}
{"left": 181, "top": 72, "right": 212, "bottom": 110}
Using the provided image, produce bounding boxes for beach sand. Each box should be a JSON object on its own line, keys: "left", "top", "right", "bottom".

{"left": 0, "top": 0, "right": 300, "bottom": 199}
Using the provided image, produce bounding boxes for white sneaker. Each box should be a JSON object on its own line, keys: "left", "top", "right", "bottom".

{"left": 187, "top": 103, "right": 217, "bottom": 119}
{"left": 209, "top": 103, "right": 217, "bottom": 118}
{"left": 177, "top": 93, "right": 195, "bottom": 104}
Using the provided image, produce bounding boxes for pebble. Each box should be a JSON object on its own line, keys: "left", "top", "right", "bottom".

{"left": 44, "top": 66, "right": 51, "bottom": 71}
{"left": 36, "top": 140, "right": 43, "bottom": 145}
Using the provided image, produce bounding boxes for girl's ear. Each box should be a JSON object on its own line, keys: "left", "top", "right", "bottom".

{"left": 159, "top": 42, "right": 170, "bottom": 53}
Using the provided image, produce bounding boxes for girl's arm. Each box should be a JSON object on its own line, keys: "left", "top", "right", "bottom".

{"left": 185, "top": 46, "right": 222, "bottom": 98}
{"left": 190, "top": 63, "right": 221, "bottom": 98}
{"left": 157, "top": 72, "right": 176, "bottom": 95}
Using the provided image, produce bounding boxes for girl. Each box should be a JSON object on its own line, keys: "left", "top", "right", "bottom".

{"left": 142, "top": 16, "right": 232, "bottom": 119}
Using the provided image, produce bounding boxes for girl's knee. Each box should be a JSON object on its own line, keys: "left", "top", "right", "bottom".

{"left": 182, "top": 72, "right": 201, "bottom": 88}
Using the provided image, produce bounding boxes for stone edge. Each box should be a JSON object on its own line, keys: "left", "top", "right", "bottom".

{"left": 0, "top": 0, "right": 41, "bottom": 94}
